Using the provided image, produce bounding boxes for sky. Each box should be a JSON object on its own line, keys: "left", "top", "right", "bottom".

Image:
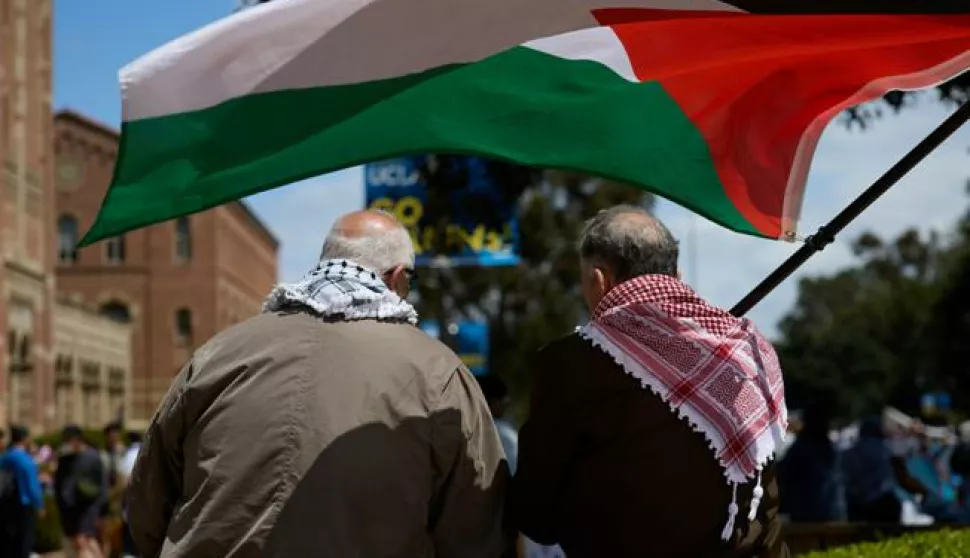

{"left": 54, "top": 1, "right": 970, "bottom": 336}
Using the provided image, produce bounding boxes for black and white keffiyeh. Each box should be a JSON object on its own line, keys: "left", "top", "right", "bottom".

{"left": 263, "top": 259, "right": 417, "bottom": 324}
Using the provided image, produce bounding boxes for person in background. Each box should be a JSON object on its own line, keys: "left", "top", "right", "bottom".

{"left": 778, "top": 399, "right": 846, "bottom": 522}
{"left": 120, "top": 432, "right": 142, "bottom": 481}
{"left": 476, "top": 374, "right": 518, "bottom": 472}
{"left": 513, "top": 206, "right": 789, "bottom": 557}
{"left": 0, "top": 425, "right": 45, "bottom": 558}
{"left": 950, "top": 426, "right": 970, "bottom": 504}
{"left": 34, "top": 445, "right": 55, "bottom": 502}
{"left": 101, "top": 422, "right": 126, "bottom": 491}
{"left": 119, "top": 432, "right": 143, "bottom": 558}
{"left": 128, "top": 210, "right": 510, "bottom": 558}
{"left": 56, "top": 425, "right": 107, "bottom": 558}
{"left": 101, "top": 422, "right": 127, "bottom": 557}
{"left": 842, "top": 416, "right": 917, "bottom": 522}
{"left": 903, "top": 429, "right": 970, "bottom": 523}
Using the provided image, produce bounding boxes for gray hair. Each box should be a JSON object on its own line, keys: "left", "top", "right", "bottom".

{"left": 578, "top": 205, "right": 679, "bottom": 282}
{"left": 319, "top": 213, "right": 415, "bottom": 272}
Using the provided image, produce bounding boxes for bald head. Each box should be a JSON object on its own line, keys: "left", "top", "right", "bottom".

{"left": 579, "top": 205, "right": 679, "bottom": 282}
{"left": 330, "top": 209, "right": 404, "bottom": 238}
{"left": 320, "top": 210, "right": 414, "bottom": 273}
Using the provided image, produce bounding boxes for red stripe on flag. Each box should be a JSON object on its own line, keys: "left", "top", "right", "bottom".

{"left": 606, "top": 13, "right": 970, "bottom": 237}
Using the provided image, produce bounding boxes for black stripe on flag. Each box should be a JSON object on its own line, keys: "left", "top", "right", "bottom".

{"left": 725, "top": 0, "right": 970, "bottom": 14}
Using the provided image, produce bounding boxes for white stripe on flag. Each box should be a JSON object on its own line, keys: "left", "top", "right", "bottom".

{"left": 122, "top": 0, "right": 740, "bottom": 121}
{"left": 525, "top": 26, "right": 639, "bottom": 83}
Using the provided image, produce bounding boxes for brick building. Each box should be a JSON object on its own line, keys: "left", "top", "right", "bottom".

{"left": 53, "top": 110, "right": 279, "bottom": 421}
{"left": 0, "top": 0, "right": 56, "bottom": 432}
{"left": 53, "top": 296, "right": 132, "bottom": 428}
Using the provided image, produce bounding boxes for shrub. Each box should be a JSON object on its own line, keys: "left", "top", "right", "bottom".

{"left": 34, "top": 494, "right": 63, "bottom": 553}
{"left": 34, "top": 427, "right": 144, "bottom": 453}
{"left": 35, "top": 427, "right": 109, "bottom": 451}
{"left": 803, "top": 529, "right": 970, "bottom": 558}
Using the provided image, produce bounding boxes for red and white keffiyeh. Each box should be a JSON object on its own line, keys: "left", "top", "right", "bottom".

{"left": 579, "top": 274, "right": 788, "bottom": 540}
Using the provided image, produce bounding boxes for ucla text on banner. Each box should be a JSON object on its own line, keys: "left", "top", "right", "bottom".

{"left": 365, "top": 157, "right": 520, "bottom": 267}
{"left": 420, "top": 320, "right": 489, "bottom": 376}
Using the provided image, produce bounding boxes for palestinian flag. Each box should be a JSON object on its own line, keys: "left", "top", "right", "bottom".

{"left": 80, "top": 0, "right": 970, "bottom": 246}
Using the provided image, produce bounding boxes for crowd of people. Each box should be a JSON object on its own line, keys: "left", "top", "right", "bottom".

{"left": 0, "top": 422, "right": 142, "bottom": 558}
{"left": 778, "top": 402, "right": 970, "bottom": 527}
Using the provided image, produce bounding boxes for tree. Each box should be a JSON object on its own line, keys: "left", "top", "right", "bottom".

{"left": 414, "top": 159, "right": 653, "bottom": 419}
{"left": 776, "top": 189, "right": 970, "bottom": 421}
{"left": 841, "top": 74, "right": 968, "bottom": 130}
{"left": 783, "top": 69, "right": 969, "bottom": 421}
{"left": 923, "top": 182, "right": 970, "bottom": 410}
{"left": 234, "top": 0, "right": 271, "bottom": 10}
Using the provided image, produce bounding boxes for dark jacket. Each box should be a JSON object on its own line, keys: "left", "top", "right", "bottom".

{"left": 54, "top": 447, "right": 106, "bottom": 513}
{"left": 778, "top": 434, "right": 845, "bottom": 522}
{"left": 512, "top": 333, "right": 788, "bottom": 558}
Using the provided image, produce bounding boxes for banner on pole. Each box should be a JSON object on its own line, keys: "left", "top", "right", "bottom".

{"left": 420, "top": 320, "right": 489, "bottom": 376}
{"left": 364, "top": 156, "right": 521, "bottom": 267}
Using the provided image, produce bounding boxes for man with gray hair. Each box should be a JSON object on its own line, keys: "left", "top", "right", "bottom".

{"left": 128, "top": 210, "right": 511, "bottom": 558}
{"left": 512, "top": 205, "right": 790, "bottom": 557}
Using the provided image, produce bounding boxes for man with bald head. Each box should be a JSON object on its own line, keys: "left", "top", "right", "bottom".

{"left": 512, "top": 205, "right": 790, "bottom": 557}
{"left": 127, "top": 210, "right": 511, "bottom": 558}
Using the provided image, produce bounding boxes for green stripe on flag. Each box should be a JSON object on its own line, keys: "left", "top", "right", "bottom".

{"left": 81, "top": 46, "right": 758, "bottom": 246}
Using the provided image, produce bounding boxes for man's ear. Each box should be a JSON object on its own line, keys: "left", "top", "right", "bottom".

{"left": 593, "top": 267, "right": 611, "bottom": 297}
{"left": 388, "top": 264, "right": 406, "bottom": 287}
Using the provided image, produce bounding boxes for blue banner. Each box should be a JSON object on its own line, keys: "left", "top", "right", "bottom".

{"left": 922, "top": 391, "right": 953, "bottom": 416}
{"left": 419, "top": 320, "right": 489, "bottom": 376}
{"left": 365, "top": 157, "right": 521, "bottom": 267}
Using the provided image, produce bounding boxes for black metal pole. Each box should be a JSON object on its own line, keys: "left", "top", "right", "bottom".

{"left": 731, "top": 101, "right": 970, "bottom": 317}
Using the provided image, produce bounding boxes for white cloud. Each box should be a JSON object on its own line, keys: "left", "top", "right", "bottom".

{"left": 245, "top": 99, "right": 969, "bottom": 337}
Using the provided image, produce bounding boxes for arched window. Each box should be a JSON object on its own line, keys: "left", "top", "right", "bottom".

{"left": 175, "top": 217, "right": 192, "bottom": 262}
{"left": 176, "top": 308, "right": 193, "bottom": 345}
{"left": 99, "top": 301, "right": 132, "bottom": 324}
{"left": 105, "top": 234, "right": 126, "bottom": 264}
{"left": 58, "top": 215, "right": 79, "bottom": 264}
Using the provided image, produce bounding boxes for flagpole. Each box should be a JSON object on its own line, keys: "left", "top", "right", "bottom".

{"left": 731, "top": 100, "right": 970, "bottom": 318}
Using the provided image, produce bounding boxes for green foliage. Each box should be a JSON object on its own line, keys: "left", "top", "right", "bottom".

{"left": 802, "top": 529, "right": 970, "bottom": 558}
{"left": 841, "top": 75, "right": 967, "bottom": 130}
{"left": 34, "top": 494, "right": 64, "bottom": 553}
{"left": 415, "top": 163, "right": 653, "bottom": 420}
{"left": 776, "top": 188, "right": 970, "bottom": 420}
{"left": 34, "top": 428, "right": 109, "bottom": 451}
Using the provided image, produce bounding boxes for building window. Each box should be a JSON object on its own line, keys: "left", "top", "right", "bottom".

{"left": 176, "top": 308, "right": 193, "bottom": 346}
{"left": 8, "top": 332, "right": 30, "bottom": 371}
{"left": 105, "top": 235, "right": 126, "bottom": 264}
{"left": 6, "top": 330, "right": 16, "bottom": 358}
{"left": 175, "top": 217, "right": 192, "bottom": 262}
{"left": 99, "top": 301, "right": 132, "bottom": 324}
{"left": 58, "top": 215, "right": 79, "bottom": 264}
{"left": 18, "top": 334, "right": 30, "bottom": 365}
{"left": 55, "top": 355, "right": 73, "bottom": 378}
